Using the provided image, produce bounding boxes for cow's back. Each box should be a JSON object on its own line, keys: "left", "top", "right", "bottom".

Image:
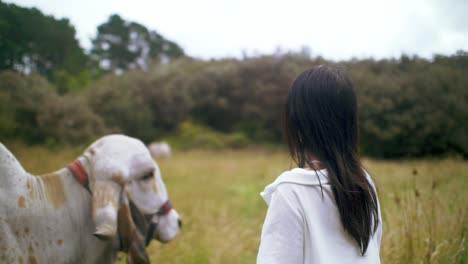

{"left": 0, "top": 143, "right": 26, "bottom": 188}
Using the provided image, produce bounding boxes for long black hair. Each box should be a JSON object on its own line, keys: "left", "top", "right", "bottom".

{"left": 283, "top": 65, "right": 379, "bottom": 255}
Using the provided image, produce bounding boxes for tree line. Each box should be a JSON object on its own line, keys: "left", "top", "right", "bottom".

{"left": 0, "top": 1, "right": 184, "bottom": 93}
{"left": 0, "top": 1, "right": 467, "bottom": 158}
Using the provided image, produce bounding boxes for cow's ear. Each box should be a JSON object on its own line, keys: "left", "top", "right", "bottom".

{"left": 92, "top": 180, "right": 121, "bottom": 239}
{"left": 127, "top": 230, "right": 149, "bottom": 264}
{"left": 118, "top": 194, "right": 150, "bottom": 264}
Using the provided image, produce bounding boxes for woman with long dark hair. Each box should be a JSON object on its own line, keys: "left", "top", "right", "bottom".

{"left": 257, "top": 65, "right": 382, "bottom": 263}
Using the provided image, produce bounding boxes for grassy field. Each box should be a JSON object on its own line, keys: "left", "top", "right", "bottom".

{"left": 6, "top": 142, "right": 467, "bottom": 264}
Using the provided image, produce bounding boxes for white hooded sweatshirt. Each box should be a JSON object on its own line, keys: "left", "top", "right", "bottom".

{"left": 257, "top": 168, "right": 382, "bottom": 264}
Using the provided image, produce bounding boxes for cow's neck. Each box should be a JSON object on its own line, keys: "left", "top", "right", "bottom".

{"left": 33, "top": 156, "right": 92, "bottom": 209}
{"left": 18, "top": 158, "right": 116, "bottom": 262}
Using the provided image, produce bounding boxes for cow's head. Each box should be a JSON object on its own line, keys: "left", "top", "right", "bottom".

{"left": 81, "top": 135, "right": 181, "bottom": 262}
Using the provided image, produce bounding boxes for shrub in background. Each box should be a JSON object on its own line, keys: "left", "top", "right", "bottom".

{"left": 37, "top": 95, "right": 106, "bottom": 145}
{"left": 347, "top": 57, "right": 468, "bottom": 158}
{"left": 85, "top": 72, "right": 156, "bottom": 143}
{"left": 164, "top": 121, "right": 249, "bottom": 149}
{"left": 1, "top": 52, "right": 467, "bottom": 158}
{"left": 0, "top": 71, "right": 106, "bottom": 144}
{"left": 143, "top": 59, "right": 197, "bottom": 135}
{"left": 0, "top": 71, "right": 58, "bottom": 143}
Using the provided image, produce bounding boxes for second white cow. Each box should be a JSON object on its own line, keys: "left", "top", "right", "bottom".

{"left": 148, "top": 142, "right": 172, "bottom": 160}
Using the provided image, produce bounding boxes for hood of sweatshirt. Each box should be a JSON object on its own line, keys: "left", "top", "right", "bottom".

{"left": 260, "top": 168, "right": 329, "bottom": 205}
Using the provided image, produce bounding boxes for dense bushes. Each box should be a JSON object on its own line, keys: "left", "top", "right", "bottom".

{"left": 1, "top": 3, "right": 466, "bottom": 157}
{"left": 86, "top": 72, "right": 155, "bottom": 142}
{"left": 37, "top": 95, "right": 105, "bottom": 145}
{"left": 164, "top": 121, "right": 249, "bottom": 149}
{"left": 352, "top": 59, "right": 468, "bottom": 157}
{"left": 0, "top": 71, "right": 105, "bottom": 144}
{"left": 0, "top": 52, "right": 467, "bottom": 158}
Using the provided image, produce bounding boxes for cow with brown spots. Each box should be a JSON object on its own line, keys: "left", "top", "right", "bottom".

{"left": 0, "top": 135, "right": 181, "bottom": 263}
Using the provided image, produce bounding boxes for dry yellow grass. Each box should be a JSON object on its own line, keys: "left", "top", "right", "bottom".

{"left": 6, "top": 142, "right": 467, "bottom": 264}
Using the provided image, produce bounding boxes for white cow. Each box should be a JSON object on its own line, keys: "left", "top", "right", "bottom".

{"left": 0, "top": 135, "right": 181, "bottom": 264}
{"left": 148, "top": 142, "right": 171, "bottom": 160}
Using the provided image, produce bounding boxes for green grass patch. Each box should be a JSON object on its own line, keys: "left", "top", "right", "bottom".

{"left": 5, "top": 144, "right": 467, "bottom": 264}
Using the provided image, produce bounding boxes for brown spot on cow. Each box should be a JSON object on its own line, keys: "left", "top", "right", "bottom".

{"left": 18, "top": 196, "right": 26, "bottom": 208}
{"left": 111, "top": 174, "right": 126, "bottom": 186}
{"left": 57, "top": 239, "right": 63, "bottom": 246}
{"left": 40, "top": 173, "right": 66, "bottom": 209}
{"left": 24, "top": 227, "right": 29, "bottom": 235}
{"left": 19, "top": 256, "right": 24, "bottom": 264}
{"left": 28, "top": 256, "right": 37, "bottom": 264}
{"left": 15, "top": 229, "right": 20, "bottom": 236}
{"left": 26, "top": 179, "right": 34, "bottom": 198}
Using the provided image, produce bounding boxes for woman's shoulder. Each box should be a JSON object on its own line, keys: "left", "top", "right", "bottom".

{"left": 272, "top": 167, "right": 329, "bottom": 187}
{"left": 260, "top": 168, "right": 329, "bottom": 205}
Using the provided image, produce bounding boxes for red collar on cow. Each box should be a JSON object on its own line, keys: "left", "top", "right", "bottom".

{"left": 67, "top": 159, "right": 90, "bottom": 192}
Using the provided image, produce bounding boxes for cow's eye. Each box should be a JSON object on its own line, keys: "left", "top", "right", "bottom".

{"left": 142, "top": 172, "right": 153, "bottom": 181}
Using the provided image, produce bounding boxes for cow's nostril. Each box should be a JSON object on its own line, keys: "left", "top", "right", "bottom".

{"left": 178, "top": 219, "right": 183, "bottom": 229}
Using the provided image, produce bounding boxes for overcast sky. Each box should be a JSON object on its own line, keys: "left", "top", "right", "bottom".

{"left": 5, "top": 0, "right": 468, "bottom": 60}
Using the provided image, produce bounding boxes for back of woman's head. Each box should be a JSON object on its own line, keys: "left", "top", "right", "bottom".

{"left": 283, "top": 65, "right": 379, "bottom": 255}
